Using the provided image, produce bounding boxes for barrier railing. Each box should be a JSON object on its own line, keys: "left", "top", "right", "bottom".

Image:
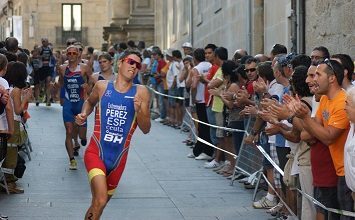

{"left": 147, "top": 85, "right": 355, "bottom": 218}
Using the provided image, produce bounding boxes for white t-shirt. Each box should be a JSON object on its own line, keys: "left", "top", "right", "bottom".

{"left": 193, "top": 61, "right": 211, "bottom": 104}
{"left": 345, "top": 122, "right": 355, "bottom": 192}
{"left": 311, "top": 95, "right": 320, "bottom": 118}
{"left": 142, "top": 57, "right": 151, "bottom": 69}
{"left": 166, "top": 61, "right": 179, "bottom": 89}
{"left": 176, "top": 60, "right": 185, "bottom": 88}
{"left": 267, "top": 80, "right": 284, "bottom": 144}
{"left": 0, "top": 77, "right": 9, "bottom": 131}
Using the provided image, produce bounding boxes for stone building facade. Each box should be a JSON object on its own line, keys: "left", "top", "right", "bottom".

{"left": 155, "top": 0, "right": 354, "bottom": 57}
{"left": 0, "top": 0, "right": 155, "bottom": 51}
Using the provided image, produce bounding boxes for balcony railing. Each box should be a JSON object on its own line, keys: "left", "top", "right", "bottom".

{"left": 55, "top": 27, "right": 88, "bottom": 47}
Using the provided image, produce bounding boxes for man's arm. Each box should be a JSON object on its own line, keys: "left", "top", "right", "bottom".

{"left": 75, "top": 81, "right": 102, "bottom": 125}
{"left": 135, "top": 86, "right": 151, "bottom": 134}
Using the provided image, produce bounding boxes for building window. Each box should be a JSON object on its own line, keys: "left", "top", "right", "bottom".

{"left": 62, "top": 4, "right": 81, "bottom": 31}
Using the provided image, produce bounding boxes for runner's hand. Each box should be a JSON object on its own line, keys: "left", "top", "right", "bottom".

{"left": 75, "top": 113, "right": 87, "bottom": 126}
{"left": 134, "top": 95, "right": 142, "bottom": 113}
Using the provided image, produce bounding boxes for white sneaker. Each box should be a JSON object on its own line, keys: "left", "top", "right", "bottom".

{"left": 204, "top": 160, "right": 220, "bottom": 168}
{"left": 266, "top": 202, "right": 284, "bottom": 214}
{"left": 187, "top": 152, "right": 195, "bottom": 158}
{"left": 195, "top": 153, "right": 213, "bottom": 160}
{"left": 154, "top": 118, "right": 164, "bottom": 122}
{"left": 252, "top": 196, "right": 278, "bottom": 209}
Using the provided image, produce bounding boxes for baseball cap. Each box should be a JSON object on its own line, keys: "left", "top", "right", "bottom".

{"left": 182, "top": 42, "right": 192, "bottom": 48}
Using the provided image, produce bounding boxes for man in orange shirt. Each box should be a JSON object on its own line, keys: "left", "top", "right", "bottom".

{"left": 289, "top": 59, "right": 353, "bottom": 219}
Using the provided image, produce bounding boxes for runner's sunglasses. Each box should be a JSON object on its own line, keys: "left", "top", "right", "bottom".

{"left": 67, "top": 51, "right": 78, "bottom": 56}
{"left": 123, "top": 57, "right": 141, "bottom": 70}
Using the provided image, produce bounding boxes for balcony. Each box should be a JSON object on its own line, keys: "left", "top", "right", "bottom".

{"left": 55, "top": 27, "right": 88, "bottom": 47}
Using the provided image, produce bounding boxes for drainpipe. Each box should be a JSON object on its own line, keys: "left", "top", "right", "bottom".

{"left": 291, "top": 0, "right": 297, "bottom": 53}
{"left": 189, "top": 0, "right": 193, "bottom": 46}
{"left": 297, "top": 0, "right": 305, "bottom": 54}
{"left": 247, "top": 0, "right": 252, "bottom": 54}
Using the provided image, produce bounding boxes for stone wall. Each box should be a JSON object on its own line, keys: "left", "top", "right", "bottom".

{"left": 305, "top": 0, "right": 354, "bottom": 56}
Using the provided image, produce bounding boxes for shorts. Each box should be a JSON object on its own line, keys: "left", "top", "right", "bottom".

{"left": 337, "top": 176, "right": 354, "bottom": 216}
{"left": 84, "top": 135, "right": 129, "bottom": 195}
{"left": 228, "top": 120, "right": 244, "bottom": 155}
{"left": 176, "top": 87, "right": 184, "bottom": 105}
{"left": 34, "top": 66, "right": 51, "bottom": 85}
{"left": 168, "top": 88, "right": 177, "bottom": 106}
{"left": 313, "top": 186, "right": 339, "bottom": 218}
{"left": 215, "top": 112, "right": 224, "bottom": 138}
{"left": 62, "top": 99, "right": 86, "bottom": 126}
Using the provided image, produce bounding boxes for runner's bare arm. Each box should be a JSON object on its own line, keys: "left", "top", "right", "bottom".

{"left": 135, "top": 85, "right": 151, "bottom": 134}
{"left": 76, "top": 81, "right": 104, "bottom": 125}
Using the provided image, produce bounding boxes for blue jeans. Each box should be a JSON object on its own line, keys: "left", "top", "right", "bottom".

{"left": 206, "top": 106, "right": 218, "bottom": 145}
{"left": 157, "top": 83, "right": 167, "bottom": 119}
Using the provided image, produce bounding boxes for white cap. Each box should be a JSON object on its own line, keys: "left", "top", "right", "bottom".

{"left": 182, "top": 42, "right": 192, "bottom": 48}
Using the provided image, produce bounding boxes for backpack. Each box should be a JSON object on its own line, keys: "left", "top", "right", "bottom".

{"left": 14, "top": 153, "right": 26, "bottom": 178}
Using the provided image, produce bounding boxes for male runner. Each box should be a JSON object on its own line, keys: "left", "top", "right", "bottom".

{"left": 36, "top": 38, "right": 53, "bottom": 106}
{"left": 75, "top": 50, "right": 151, "bottom": 220}
{"left": 58, "top": 45, "right": 92, "bottom": 169}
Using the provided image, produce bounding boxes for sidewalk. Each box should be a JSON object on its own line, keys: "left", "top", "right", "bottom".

{"left": 0, "top": 103, "right": 268, "bottom": 220}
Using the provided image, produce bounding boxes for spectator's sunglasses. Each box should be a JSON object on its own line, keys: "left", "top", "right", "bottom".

{"left": 244, "top": 68, "right": 256, "bottom": 73}
{"left": 322, "top": 58, "right": 335, "bottom": 74}
{"left": 123, "top": 57, "right": 141, "bottom": 70}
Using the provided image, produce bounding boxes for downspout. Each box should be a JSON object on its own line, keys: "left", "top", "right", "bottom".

{"left": 298, "top": 0, "right": 305, "bottom": 54}
{"left": 291, "top": 0, "right": 297, "bottom": 53}
{"left": 189, "top": 0, "right": 193, "bottom": 46}
{"left": 247, "top": 0, "right": 252, "bottom": 54}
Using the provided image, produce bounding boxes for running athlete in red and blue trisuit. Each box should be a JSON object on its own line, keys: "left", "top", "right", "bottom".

{"left": 75, "top": 50, "right": 151, "bottom": 220}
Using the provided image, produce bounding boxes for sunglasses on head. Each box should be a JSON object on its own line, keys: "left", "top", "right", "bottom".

{"left": 322, "top": 58, "right": 335, "bottom": 74}
{"left": 67, "top": 51, "right": 78, "bottom": 56}
{"left": 123, "top": 57, "right": 141, "bottom": 70}
{"left": 244, "top": 68, "right": 256, "bottom": 73}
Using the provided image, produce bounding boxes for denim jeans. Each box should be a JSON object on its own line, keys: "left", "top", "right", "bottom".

{"left": 157, "top": 83, "right": 167, "bottom": 119}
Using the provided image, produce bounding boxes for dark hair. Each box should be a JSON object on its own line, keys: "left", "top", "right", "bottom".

{"left": 214, "top": 47, "right": 228, "bottom": 61}
{"left": 239, "top": 55, "right": 253, "bottom": 64}
{"left": 137, "top": 41, "right": 145, "bottom": 49}
{"left": 5, "top": 51, "right": 17, "bottom": 62}
{"left": 291, "top": 54, "right": 311, "bottom": 69}
{"left": 193, "top": 48, "right": 206, "bottom": 62}
{"left": 257, "top": 62, "right": 274, "bottom": 82}
{"left": 142, "top": 49, "right": 151, "bottom": 59}
{"left": 98, "top": 53, "right": 113, "bottom": 61}
{"left": 245, "top": 57, "right": 258, "bottom": 65}
{"left": 5, "top": 37, "right": 19, "bottom": 52}
{"left": 271, "top": 44, "right": 287, "bottom": 56}
{"left": 313, "top": 46, "right": 330, "bottom": 59}
{"left": 0, "top": 41, "right": 5, "bottom": 48}
{"left": 119, "top": 42, "right": 128, "bottom": 50}
{"left": 323, "top": 59, "right": 344, "bottom": 86}
{"left": 290, "top": 66, "right": 312, "bottom": 97}
{"left": 151, "top": 46, "right": 162, "bottom": 55}
{"left": 127, "top": 40, "right": 136, "bottom": 48}
{"left": 331, "top": 54, "right": 354, "bottom": 81}
{"left": 172, "top": 50, "right": 182, "bottom": 59}
{"left": 234, "top": 65, "right": 248, "bottom": 80}
{"left": 4, "top": 61, "right": 27, "bottom": 89}
{"left": 183, "top": 55, "right": 193, "bottom": 63}
{"left": 0, "top": 54, "right": 8, "bottom": 71}
{"left": 222, "top": 60, "right": 238, "bottom": 83}
{"left": 120, "top": 49, "right": 142, "bottom": 62}
{"left": 87, "top": 46, "right": 94, "bottom": 54}
{"left": 66, "top": 38, "right": 77, "bottom": 46}
{"left": 17, "top": 52, "right": 28, "bottom": 65}
{"left": 204, "top": 44, "right": 217, "bottom": 51}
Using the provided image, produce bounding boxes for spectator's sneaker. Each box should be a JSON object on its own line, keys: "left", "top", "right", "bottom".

{"left": 7, "top": 182, "right": 24, "bottom": 194}
{"left": 0, "top": 213, "right": 8, "bottom": 219}
{"left": 80, "top": 139, "right": 87, "bottom": 146}
{"left": 204, "top": 160, "right": 220, "bottom": 169}
{"left": 252, "top": 196, "right": 277, "bottom": 209}
{"left": 46, "top": 102, "right": 51, "bottom": 107}
{"left": 195, "top": 153, "right": 212, "bottom": 160}
{"left": 36, "top": 101, "right": 39, "bottom": 106}
{"left": 213, "top": 161, "right": 229, "bottom": 172}
{"left": 154, "top": 117, "right": 164, "bottom": 122}
{"left": 69, "top": 159, "right": 77, "bottom": 170}
{"left": 267, "top": 202, "right": 284, "bottom": 216}
{"left": 187, "top": 153, "right": 195, "bottom": 158}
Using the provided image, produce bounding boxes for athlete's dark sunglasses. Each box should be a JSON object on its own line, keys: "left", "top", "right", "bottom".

{"left": 123, "top": 57, "right": 141, "bottom": 70}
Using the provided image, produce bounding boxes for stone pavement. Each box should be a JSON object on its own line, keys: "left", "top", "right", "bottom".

{"left": 0, "top": 103, "right": 269, "bottom": 220}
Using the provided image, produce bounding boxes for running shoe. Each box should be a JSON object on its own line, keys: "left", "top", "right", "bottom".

{"left": 80, "top": 139, "right": 87, "bottom": 146}
{"left": 253, "top": 196, "right": 278, "bottom": 209}
{"left": 69, "top": 159, "right": 77, "bottom": 170}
